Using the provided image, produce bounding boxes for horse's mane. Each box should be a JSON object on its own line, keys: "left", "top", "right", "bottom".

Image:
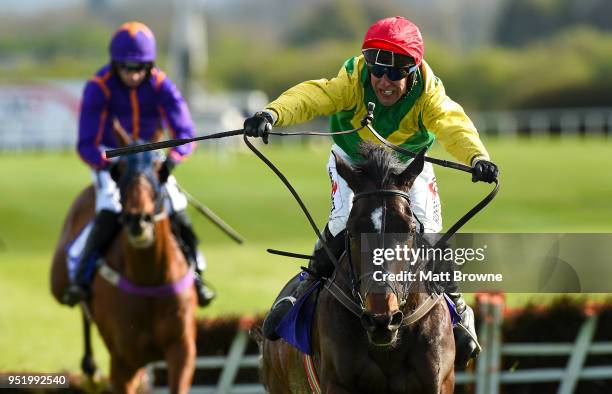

{"left": 354, "top": 142, "right": 404, "bottom": 189}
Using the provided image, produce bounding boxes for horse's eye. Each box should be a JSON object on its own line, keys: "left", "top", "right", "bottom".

{"left": 143, "top": 214, "right": 154, "bottom": 223}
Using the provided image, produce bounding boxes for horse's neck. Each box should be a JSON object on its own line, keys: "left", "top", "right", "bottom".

{"left": 118, "top": 219, "right": 187, "bottom": 286}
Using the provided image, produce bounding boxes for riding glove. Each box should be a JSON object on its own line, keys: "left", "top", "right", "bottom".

{"left": 243, "top": 111, "right": 274, "bottom": 144}
{"left": 471, "top": 160, "right": 499, "bottom": 183}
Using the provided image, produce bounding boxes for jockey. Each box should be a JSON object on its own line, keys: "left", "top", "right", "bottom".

{"left": 244, "top": 17, "right": 498, "bottom": 364}
{"left": 63, "top": 21, "right": 215, "bottom": 307}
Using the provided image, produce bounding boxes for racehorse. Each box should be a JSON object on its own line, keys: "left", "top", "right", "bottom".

{"left": 50, "top": 128, "right": 197, "bottom": 394}
{"left": 256, "top": 143, "right": 455, "bottom": 393}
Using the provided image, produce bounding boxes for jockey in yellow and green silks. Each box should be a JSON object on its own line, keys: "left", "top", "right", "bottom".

{"left": 244, "top": 16, "right": 498, "bottom": 365}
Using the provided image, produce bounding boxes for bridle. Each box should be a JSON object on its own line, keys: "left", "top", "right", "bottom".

{"left": 340, "top": 187, "right": 432, "bottom": 322}
{"left": 116, "top": 153, "right": 167, "bottom": 228}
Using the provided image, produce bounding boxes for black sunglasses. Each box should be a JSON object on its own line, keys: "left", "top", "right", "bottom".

{"left": 117, "top": 62, "right": 152, "bottom": 72}
{"left": 366, "top": 63, "right": 417, "bottom": 81}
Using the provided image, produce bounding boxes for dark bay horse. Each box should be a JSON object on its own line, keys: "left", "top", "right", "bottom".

{"left": 258, "top": 144, "right": 455, "bottom": 393}
{"left": 51, "top": 130, "right": 196, "bottom": 393}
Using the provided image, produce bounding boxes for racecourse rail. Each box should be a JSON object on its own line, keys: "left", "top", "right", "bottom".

{"left": 148, "top": 295, "right": 612, "bottom": 393}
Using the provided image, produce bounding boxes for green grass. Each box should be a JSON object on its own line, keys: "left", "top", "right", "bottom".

{"left": 1, "top": 137, "right": 611, "bottom": 373}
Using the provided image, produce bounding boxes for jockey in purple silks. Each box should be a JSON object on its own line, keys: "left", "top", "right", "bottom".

{"left": 245, "top": 16, "right": 500, "bottom": 365}
{"left": 63, "top": 21, "right": 214, "bottom": 308}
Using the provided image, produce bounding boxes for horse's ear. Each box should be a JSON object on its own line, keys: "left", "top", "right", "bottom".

{"left": 151, "top": 125, "right": 165, "bottom": 143}
{"left": 112, "top": 118, "right": 133, "bottom": 147}
{"left": 398, "top": 147, "right": 427, "bottom": 188}
{"left": 334, "top": 152, "right": 361, "bottom": 191}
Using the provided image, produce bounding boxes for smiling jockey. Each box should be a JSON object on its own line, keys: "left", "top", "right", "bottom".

{"left": 244, "top": 16, "right": 499, "bottom": 365}
{"left": 63, "top": 21, "right": 214, "bottom": 307}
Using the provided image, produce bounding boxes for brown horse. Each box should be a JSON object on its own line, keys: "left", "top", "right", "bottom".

{"left": 50, "top": 132, "right": 196, "bottom": 393}
{"left": 258, "top": 144, "right": 455, "bottom": 393}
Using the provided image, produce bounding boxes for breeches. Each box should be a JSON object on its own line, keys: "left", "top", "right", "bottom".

{"left": 326, "top": 145, "right": 443, "bottom": 237}
{"left": 91, "top": 170, "right": 188, "bottom": 213}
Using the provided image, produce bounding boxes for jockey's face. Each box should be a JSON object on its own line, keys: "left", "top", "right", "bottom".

{"left": 370, "top": 73, "right": 408, "bottom": 106}
{"left": 118, "top": 67, "right": 147, "bottom": 88}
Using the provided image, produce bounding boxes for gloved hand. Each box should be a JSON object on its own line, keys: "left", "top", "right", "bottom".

{"left": 107, "top": 160, "right": 122, "bottom": 183}
{"left": 159, "top": 157, "right": 176, "bottom": 184}
{"left": 472, "top": 160, "right": 499, "bottom": 183}
{"left": 243, "top": 111, "right": 274, "bottom": 144}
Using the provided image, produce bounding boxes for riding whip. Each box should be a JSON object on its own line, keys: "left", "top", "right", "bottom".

{"left": 177, "top": 184, "right": 245, "bottom": 244}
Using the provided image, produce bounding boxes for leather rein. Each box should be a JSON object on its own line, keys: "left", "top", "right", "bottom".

{"left": 243, "top": 104, "right": 500, "bottom": 326}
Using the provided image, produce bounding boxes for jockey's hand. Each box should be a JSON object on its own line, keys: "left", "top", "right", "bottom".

{"left": 159, "top": 158, "right": 176, "bottom": 184}
{"left": 243, "top": 111, "right": 273, "bottom": 144}
{"left": 472, "top": 160, "right": 499, "bottom": 183}
{"left": 107, "top": 160, "right": 121, "bottom": 182}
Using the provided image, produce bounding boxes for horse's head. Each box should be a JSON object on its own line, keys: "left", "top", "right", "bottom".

{"left": 335, "top": 142, "right": 426, "bottom": 346}
{"left": 110, "top": 120, "right": 167, "bottom": 249}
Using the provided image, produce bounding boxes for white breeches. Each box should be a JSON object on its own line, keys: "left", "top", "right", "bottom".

{"left": 326, "top": 145, "right": 442, "bottom": 236}
{"left": 91, "top": 170, "right": 188, "bottom": 213}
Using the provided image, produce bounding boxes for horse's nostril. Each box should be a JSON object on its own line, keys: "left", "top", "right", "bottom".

{"left": 361, "top": 313, "right": 377, "bottom": 332}
{"left": 362, "top": 311, "right": 403, "bottom": 332}
{"left": 389, "top": 310, "right": 404, "bottom": 328}
{"left": 131, "top": 224, "right": 143, "bottom": 236}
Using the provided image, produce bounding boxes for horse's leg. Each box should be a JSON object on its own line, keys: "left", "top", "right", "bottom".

{"left": 440, "top": 369, "right": 455, "bottom": 394}
{"left": 412, "top": 303, "right": 455, "bottom": 394}
{"left": 80, "top": 310, "right": 97, "bottom": 378}
{"left": 164, "top": 341, "right": 196, "bottom": 394}
{"left": 110, "top": 358, "right": 141, "bottom": 394}
{"left": 261, "top": 339, "right": 312, "bottom": 394}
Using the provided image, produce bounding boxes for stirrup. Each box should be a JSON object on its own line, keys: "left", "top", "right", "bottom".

{"left": 194, "top": 276, "right": 216, "bottom": 307}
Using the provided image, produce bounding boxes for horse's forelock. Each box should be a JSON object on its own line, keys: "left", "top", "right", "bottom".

{"left": 119, "top": 150, "right": 161, "bottom": 200}
{"left": 355, "top": 143, "right": 404, "bottom": 189}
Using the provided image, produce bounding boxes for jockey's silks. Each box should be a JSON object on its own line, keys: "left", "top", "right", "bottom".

{"left": 78, "top": 65, "right": 195, "bottom": 169}
{"left": 266, "top": 55, "right": 490, "bottom": 165}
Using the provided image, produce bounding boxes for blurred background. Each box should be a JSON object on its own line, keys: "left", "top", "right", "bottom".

{"left": 1, "top": 0, "right": 611, "bottom": 378}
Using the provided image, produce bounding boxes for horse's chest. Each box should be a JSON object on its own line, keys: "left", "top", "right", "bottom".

{"left": 360, "top": 360, "right": 414, "bottom": 393}
{"left": 342, "top": 354, "right": 419, "bottom": 393}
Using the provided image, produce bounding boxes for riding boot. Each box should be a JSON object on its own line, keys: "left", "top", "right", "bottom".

{"left": 170, "top": 210, "right": 216, "bottom": 307}
{"left": 448, "top": 292, "right": 482, "bottom": 366}
{"left": 63, "top": 210, "right": 121, "bottom": 306}
{"left": 262, "top": 225, "right": 345, "bottom": 340}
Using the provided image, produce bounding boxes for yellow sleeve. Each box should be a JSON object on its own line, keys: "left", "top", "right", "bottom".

{"left": 266, "top": 57, "right": 361, "bottom": 127}
{"left": 420, "top": 62, "right": 490, "bottom": 165}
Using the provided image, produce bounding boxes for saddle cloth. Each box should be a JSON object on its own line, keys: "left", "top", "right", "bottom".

{"left": 275, "top": 275, "right": 321, "bottom": 355}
